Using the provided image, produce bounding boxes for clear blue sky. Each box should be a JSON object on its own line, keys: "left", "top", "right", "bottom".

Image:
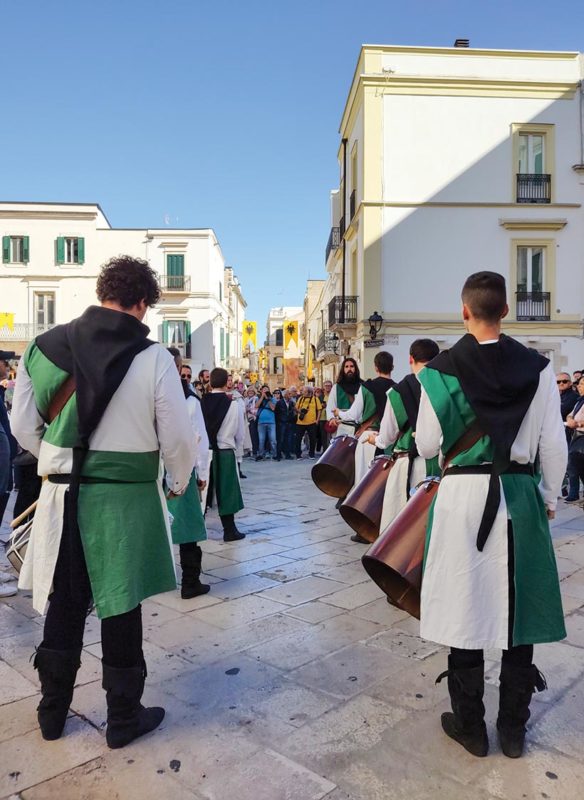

{"left": 2, "top": 0, "right": 583, "bottom": 325}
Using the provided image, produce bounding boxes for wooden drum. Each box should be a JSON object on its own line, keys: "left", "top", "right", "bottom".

{"left": 340, "top": 455, "right": 394, "bottom": 543}
{"left": 311, "top": 434, "right": 358, "bottom": 498}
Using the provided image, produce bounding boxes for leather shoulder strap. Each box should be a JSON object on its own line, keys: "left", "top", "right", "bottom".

{"left": 47, "top": 375, "right": 76, "bottom": 423}
{"left": 442, "top": 420, "right": 484, "bottom": 472}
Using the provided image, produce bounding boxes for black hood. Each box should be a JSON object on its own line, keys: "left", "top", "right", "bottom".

{"left": 201, "top": 392, "right": 232, "bottom": 448}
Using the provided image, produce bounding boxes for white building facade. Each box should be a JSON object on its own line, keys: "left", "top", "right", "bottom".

{"left": 0, "top": 202, "right": 246, "bottom": 374}
{"left": 316, "top": 44, "right": 584, "bottom": 380}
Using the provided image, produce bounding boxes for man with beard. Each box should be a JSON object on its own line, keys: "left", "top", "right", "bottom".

{"left": 327, "top": 358, "right": 376, "bottom": 436}
{"left": 416, "top": 271, "right": 566, "bottom": 760}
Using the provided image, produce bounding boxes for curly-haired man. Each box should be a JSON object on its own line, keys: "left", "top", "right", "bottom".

{"left": 11, "top": 255, "right": 194, "bottom": 749}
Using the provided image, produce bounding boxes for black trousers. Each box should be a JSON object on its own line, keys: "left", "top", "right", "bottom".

{"left": 276, "top": 422, "right": 291, "bottom": 459}
{"left": 43, "top": 496, "right": 142, "bottom": 669}
{"left": 295, "top": 423, "right": 317, "bottom": 457}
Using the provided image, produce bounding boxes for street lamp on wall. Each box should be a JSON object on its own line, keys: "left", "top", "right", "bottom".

{"left": 368, "top": 311, "right": 383, "bottom": 340}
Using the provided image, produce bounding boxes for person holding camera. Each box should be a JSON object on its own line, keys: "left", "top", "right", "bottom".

{"left": 295, "top": 386, "right": 323, "bottom": 459}
{"left": 255, "top": 384, "right": 276, "bottom": 460}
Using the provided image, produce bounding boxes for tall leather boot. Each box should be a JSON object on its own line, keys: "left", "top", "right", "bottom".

{"left": 179, "top": 544, "right": 210, "bottom": 599}
{"left": 436, "top": 656, "right": 489, "bottom": 757}
{"left": 33, "top": 646, "right": 82, "bottom": 740}
{"left": 220, "top": 514, "right": 245, "bottom": 542}
{"left": 497, "top": 662, "right": 546, "bottom": 758}
{"left": 102, "top": 659, "right": 165, "bottom": 749}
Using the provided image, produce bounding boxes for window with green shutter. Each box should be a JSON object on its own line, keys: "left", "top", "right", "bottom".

{"left": 166, "top": 254, "right": 185, "bottom": 290}
{"left": 226, "top": 332, "right": 230, "bottom": 359}
{"left": 56, "top": 237, "right": 65, "bottom": 264}
{"left": 22, "top": 236, "right": 30, "bottom": 263}
{"left": 2, "top": 236, "right": 10, "bottom": 263}
{"left": 220, "top": 328, "right": 225, "bottom": 362}
{"left": 57, "top": 236, "right": 84, "bottom": 264}
{"left": 2, "top": 236, "right": 28, "bottom": 264}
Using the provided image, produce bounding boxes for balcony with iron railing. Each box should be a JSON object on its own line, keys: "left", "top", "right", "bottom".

{"left": 159, "top": 274, "right": 191, "bottom": 293}
{"left": 516, "top": 174, "right": 551, "bottom": 204}
{"left": 339, "top": 216, "right": 345, "bottom": 238}
{"left": 0, "top": 322, "right": 56, "bottom": 342}
{"left": 349, "top": 189, "right": 356, "bottom": 220}
{"left": 516, "top": 291, "right": 551, "bottom": 321}
{"left": 328, "top": 296, "right": 358, "bottom": 329}
{"left": 316, "top": 329, "right": 340, "bottom": 361}
{"left": 325, "top": 226, "right": 341, "bottom": 263}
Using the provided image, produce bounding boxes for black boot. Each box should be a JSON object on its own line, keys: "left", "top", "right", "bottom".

{"left": 33, "top": 646, "right": 82, "bottom": 740}
{"left": 497, "top": 662, "right": 546, "bottom": 758}
{"left": 436, "top": 656, "right": 489, "bottom": 757}
{"left": 102, "top": 660, "right": 165, "bottom": 749}
{"left": 179, "top": 544, "right": 210, "bottom": 599}
{"left": 220, "top": 514, "right": 245, "bottom": 542}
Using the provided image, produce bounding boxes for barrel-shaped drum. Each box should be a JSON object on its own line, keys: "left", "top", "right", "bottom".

{"left": 311, "top": 434, "right": 358, "bottom": 498}
{"left": 361, "top": 478, "right": 440, "bottom": 619}
{"left": 340, "top": 455, "right": 394, "bottom": 543}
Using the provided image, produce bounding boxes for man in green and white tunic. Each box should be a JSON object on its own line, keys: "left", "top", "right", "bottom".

{"left": 11, "top": 256, "right": 194, "bottom": 749}
{"left": 416, "top": 271, "right": 566, "bottom": 760}
{"left": 369, "top": 339, "right": 440, "bottom": 535}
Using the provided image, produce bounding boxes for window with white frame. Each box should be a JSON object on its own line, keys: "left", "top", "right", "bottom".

{"left": 517, "top": 246, "right": 544, "bottom": 293}
{"left": 518, "top": 134, "right": 544, "bottom": 175}
{"left": 2, "top": 235, "right": 29, "bottom": 264}
{"left": 34, "top": 293, "right": 55, "bottom": 328}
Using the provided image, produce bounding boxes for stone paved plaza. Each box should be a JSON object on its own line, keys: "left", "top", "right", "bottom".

{"left": 1, "top": 459, "right": 584, "bottom": 799}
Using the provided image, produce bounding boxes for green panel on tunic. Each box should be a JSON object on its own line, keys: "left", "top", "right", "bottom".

{"left": 423, "top": 493, "right": 438, "bottom": 573}
{"left": 335, "top": 386, "right": 352, "bottom": 410}
{"left": 82, "top": 449, "right": 160, "bottom": 482}
{"left": 24, "top": 342, "right": 69, "bottom": 422}
{"left": 388, "top": 390, "right": 413, "bottom": 452}
{"left": 502, "top": 473, "right": 566, "bottom": 645}
{"left": 167, "top": 471, "right": 207, "bottom": 544}
{"left": 425, "top": 456, "right": 440, "bottom": 477}
{"left": 212, "top": 449, "right": 244, "bottom": 515}
{"left": 361, "top": 386, "right": 377, "bottom": 421}
{"left": 78, "top": 481, "right": 176, "bottom": 619}
{"left": 43, "top": 395, "right": 79, "bottom": 448}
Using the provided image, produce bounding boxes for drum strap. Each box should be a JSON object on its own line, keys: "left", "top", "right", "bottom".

{"left": 47, "top": 375, "right": 76, "bottom": 423}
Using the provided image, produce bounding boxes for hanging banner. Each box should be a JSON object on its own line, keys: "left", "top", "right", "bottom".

{"left": 242, "top": 321, "right": 257, "bottom": 351}
{"left": 0, "top": 312, "right": 14, "bottom": 331}
{"left": 284, "top": 320, "right": 299, "bottom": 353}
{"left": 307, "top": 344, "right": 314, "bottom": 381}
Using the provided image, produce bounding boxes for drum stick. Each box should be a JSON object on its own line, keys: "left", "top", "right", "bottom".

{"left": 10, "top": 500, "right": 38, "bottom": 529}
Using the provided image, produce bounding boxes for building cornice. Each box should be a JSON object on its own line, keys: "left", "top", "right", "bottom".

{"left": 361, "top": 200, "right": 581, "bottom": 209}
{"left": 0, "top": 210, "right": 98, "bottom": 222}
{"left": 361, "top": 44, "right": 580, "bottom": 60}
{"left": 499, "top": 218, "right": 568, "bottom": 231}
{"left": 360, "top": 74, "right": 578, "bottom": 100}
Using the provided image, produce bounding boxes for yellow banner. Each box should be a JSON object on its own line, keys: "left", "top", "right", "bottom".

{"left": 284, "top": 320, "right": 298, "bottom": 351}
{"left": 0, "top": 312, "right": 14, "bottom": 331}
{"left": 242, "top": 321, "right": 257, "bottom": 351}
{"left": 307, "top": 346, "right": 314, "bottom": 381}
{"left": 249, "top": 372, "right": 258, "bottom": 384}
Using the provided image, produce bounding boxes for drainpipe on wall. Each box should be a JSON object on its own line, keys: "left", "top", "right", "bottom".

{"left": 341, "top": 137, "right": 348, "bottom": 323}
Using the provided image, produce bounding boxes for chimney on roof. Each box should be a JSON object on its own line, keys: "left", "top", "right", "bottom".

{"left": 454, "top": 38, "right": 470, "bottom": 47}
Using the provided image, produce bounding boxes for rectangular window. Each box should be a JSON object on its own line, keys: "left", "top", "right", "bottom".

{"left": 518, "top": 134, "right": 544, "bottom": 175}
{"left": 34, "top": 293, "right": 55, "bottom": 328}
{"left": 2, "top": 235, "right": 29, "bottom": 264}
{"left": 515, "top": 245, "right": 550, "bottom": 321}
{"left": 56, "top": 236, "right": 85, "bottom": 264}
{"left": 165, "top": 254, "right": 185, "bottom": 290}
{"left": 275, "top": 328, "right": 283, "bottom": 347}
{"left": 220, "top": 327, "right": 225, "bottom": 361}
{"left": 512, "top": 124, "right": 553, "bottom": 204}
{"left": 219, "top": 282, "right": 223, "bottom": 303}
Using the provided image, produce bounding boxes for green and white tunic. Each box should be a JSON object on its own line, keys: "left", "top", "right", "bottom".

{"left": 326, "top": 384, "right": 378, "bottom": 485}
{"left": 416, "top": 362, "right": 567, "bottom": 650}
{"left": 377, "top": 386, "right": 439, "bottom": 532}
{"left": 11, "top": 342, "right": 194, "bottom": 618}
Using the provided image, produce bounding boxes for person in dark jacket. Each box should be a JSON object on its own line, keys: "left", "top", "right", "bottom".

{"left": 558, "top": 372, "right": 579, "bottom": 498}
{"left": 274, "top": 389, "right": 295, "bottom": 460}
{"left": 0, "top": 351, "right": 17, "bottom": 525}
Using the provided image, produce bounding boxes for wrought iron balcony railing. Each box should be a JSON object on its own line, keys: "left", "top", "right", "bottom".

{"left": 325, "top": 227, "right": 341, "bottom": 263}
{"left": 516, "top": 291, "right": 551, "bottom": 321}
{"left": 328, "top": 296, "right": 358, "bottom": 328}
{"left": 516, "top": 174, "right": 551, "bottom": 204}
{"left": 339, "top": 216, "right": 345, "bottom": 238}
{"left": 159, "top": 274, "right": 191, "bottom": 292}
{"left": 316, "top": 329, "right": 340, "bottom": 360}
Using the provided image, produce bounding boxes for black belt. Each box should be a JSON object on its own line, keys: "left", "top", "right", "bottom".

{"left": 443, "top": 462, "right": 535, "bottom": 551}
{"left": 48, "top": 475, "right": 133, "bottom": 485}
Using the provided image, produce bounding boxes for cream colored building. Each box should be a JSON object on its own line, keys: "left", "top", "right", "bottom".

{"left": 315, "top": 43, "right": 584, "bottom": 380}
{"left": 0, "top": 202, "right": 247, "bottom": 374}
{"left": 263, "top": 305, "right": 304, "bottom": 389}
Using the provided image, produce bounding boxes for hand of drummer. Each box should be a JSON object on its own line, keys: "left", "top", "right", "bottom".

{"left": 367, "top": 432, "right": 378, "bottom": 446}
{"left": 197, "top": 479, "right": 207, "bottom": 490}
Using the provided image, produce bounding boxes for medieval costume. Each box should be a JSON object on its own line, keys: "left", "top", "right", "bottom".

{"left": 11, "top": 306, "right": 193, "bottom": 748}
{"left": 327, "top": 379, "right": 379, "bottom": 490}
{"left": 167, "top": 382, "right": 210, "bottom": 598}
{"left": 201, "top": 389, "right": 245, "bottom": 541}
{"left": 376, "top": 374, "right": 440, "bottom": 532}
{"left": 416, "top": 334, "right": 566, "bottom": 758}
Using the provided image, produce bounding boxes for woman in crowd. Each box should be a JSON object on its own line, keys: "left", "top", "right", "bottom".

{"left": 255, "top": 385, "right": 277, "bottom": 460}
{"left": 565, "top": 374, "right": 584, "bottom": 502}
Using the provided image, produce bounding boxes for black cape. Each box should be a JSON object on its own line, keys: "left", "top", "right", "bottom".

{"left": 426, "top": 333, "right": 548, "bottom": 550}
{"left": 201, "top": 393, "right": 232, "bottom": 449}
{"left": 364, "top": 376, "right": 396, "bottom": 420}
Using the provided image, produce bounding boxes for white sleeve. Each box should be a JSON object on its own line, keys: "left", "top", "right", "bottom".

{"left": 538, "top": 367, "right": 568, "bottom": 511}
{"left": 155, "top": 358, "right": 194, "bottom": 495}
{"left": 326, "top": 386, "right": 337, "bottom": 420}
{"left": 338, "top": 386, "right": 364, "bottom": 423}
{"left": 415, "top": 387, "right": 443, "bottom": 460}
{"left": 10, "top": 358, "right": 45, "bottom": 459}
{"left": 375, "top": 395, "right": 400, "bottom": 449}
{"left": 234, "top": 400, "right": 245, "bottom": 452}
{"left": 192, "top": 398, "right": 210, "bottom": 482}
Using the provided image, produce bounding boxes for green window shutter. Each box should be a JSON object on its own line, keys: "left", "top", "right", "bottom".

{"left": 56, "top": 237, "right": 65, "bottom": 264}
{"left": 226, "top": 332, "right": 230, "bottom": 359}
{"left": 77, "top": 237, "right": 85, "bottom": 264}
{"left": 220, "top": 328, "right": 225, "bottom": 361}
{"left": 162, "top": 321, "right": 169, "bottom": 343}
{"left": 23, "top": 236, "right": 30, "bottom": 264}
{"left": 185, "top": 321, "right": 192, "bottom": 358}
{"left": 166, "top": 254, "right": 184, "bottom": 275}
{"left": 2, "top": 236, "right": 10, "bottom": 263}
